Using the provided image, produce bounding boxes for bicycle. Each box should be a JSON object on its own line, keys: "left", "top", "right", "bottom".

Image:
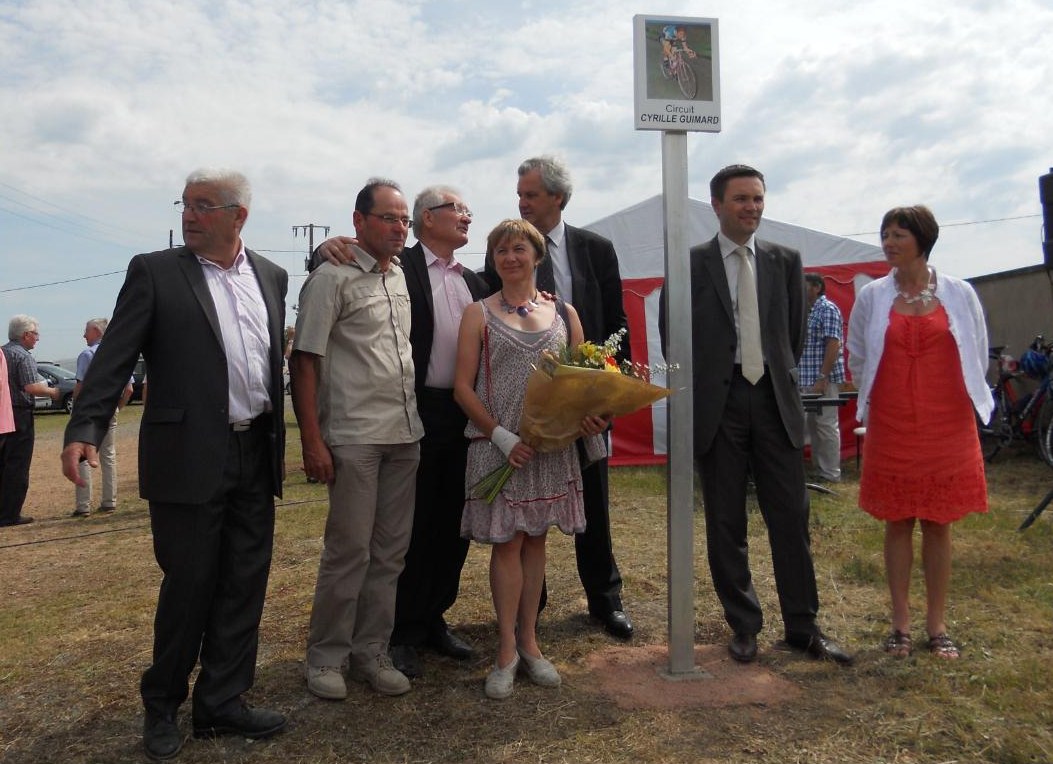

{"left": 979, "top": 335, "right": 1053, "bottom": 464}
{"left": 661, "top": 45, "right": 698, "bottom": 99}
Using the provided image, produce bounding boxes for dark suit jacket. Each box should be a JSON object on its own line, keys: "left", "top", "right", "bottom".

{"left": 401, "top": 242, "right": 489, "bottom": 393}
{"left": 64, "top": 246, "right": 288, "bottom": 504}
{"left": 659, "top": 236, "right": 806, "bottom": 453}
{"left": 483, "top": 224, "right": 629, "bottom": 355}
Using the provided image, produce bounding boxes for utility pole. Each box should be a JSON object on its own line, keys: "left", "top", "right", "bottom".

{"left": 292, "top": 223, "right": 330, "bottom": 272}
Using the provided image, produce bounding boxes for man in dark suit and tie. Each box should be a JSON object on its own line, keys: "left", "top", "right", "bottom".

{"left": 61, "top": 168, "right": 289, "bottom": 760}
{"left": 390, "top": 186, "right": 490, "bottom": 675}
{"left": 659, "top": 164, "right": 851, "bottom": 665}
{"left": 485, "top": 156, "right": 633, "bottom": 640}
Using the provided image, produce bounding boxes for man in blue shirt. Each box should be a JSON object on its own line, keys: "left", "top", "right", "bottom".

{"left": 800, "top": 273, "right": 847, "bottom": 483}
{"left": 72, "top": 318, "right": 133, "bottom": 517}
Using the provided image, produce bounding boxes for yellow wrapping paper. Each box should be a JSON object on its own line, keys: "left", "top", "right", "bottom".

{"left": 518, "top": 350, "right": 672, "bottom": 452}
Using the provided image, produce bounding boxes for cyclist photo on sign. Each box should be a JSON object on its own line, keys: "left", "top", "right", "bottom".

{"left": 660, "top": 25, "right": 697, "bottom": 77}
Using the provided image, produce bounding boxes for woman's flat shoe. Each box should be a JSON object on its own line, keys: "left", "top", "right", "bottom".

{"left": 485, "top": 654, "right": 519, "bottom": 699}
{"left": 517, "top": 648, "right": 561, "bottom": 688}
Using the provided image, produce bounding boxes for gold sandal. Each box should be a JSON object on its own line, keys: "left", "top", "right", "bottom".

{"left": 883, "top": 630, "right": 912, "bottom": 658}
{"left": 926, "top": 633, "right": 960, "bottom": 659}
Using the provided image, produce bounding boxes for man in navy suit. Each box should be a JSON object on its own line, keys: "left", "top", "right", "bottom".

{"left": 659, "top": 164, "right": 851, "bottom": 665}
{"left": 485, "top": 156, "right": 633, "bottom": 640}
{"left": 62, "top": 168, "right": 289, "bottom": 760}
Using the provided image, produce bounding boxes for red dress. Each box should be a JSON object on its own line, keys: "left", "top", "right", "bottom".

{"left": 859, "top": 305, "right": 988, "bottom": 523}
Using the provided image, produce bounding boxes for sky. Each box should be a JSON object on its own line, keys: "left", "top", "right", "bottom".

{"left": 2, "top": 0, "right": 1051, "bottom": 363}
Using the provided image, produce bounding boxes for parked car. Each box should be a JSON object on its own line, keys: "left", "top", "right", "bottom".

{"left": 34, "top": 362, "right": 77, "bottom": 414}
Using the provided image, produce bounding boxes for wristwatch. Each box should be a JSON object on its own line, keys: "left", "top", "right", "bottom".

{"left": 816, "top": 373, "right": 827, "bottom": 381}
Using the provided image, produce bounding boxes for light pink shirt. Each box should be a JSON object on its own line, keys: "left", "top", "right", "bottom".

{"left": 196, "top": 243, "right": 272, "bottom": 422}
{"left": 0, "top": 350, "right": 14, "bottom": 434}
{"left": 423, "top": 244, "right": 474, "bottom": 389}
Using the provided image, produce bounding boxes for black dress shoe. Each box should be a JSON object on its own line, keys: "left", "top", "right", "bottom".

{"left": 728, "top": 633, "right": 758, "bottom": 663}
{"left": 426, "top": 628, "right": 474, "bottom": 660}
{"left": 0, "top": 515, "right": 34, "bottom": 527}
{"left": 593, "top": 610, "right": 634, "bottom": 640}
{"left": 143, "top": 712, "right": 183, "bottom": 761}
{"left": 390, "top": 644, "right": 424, "bottom": 677}
{"left": 785, "top": 632, "right": 854, "bottom": 666}
{"left": 192, "top": 702, "right": 286, "bottom": 739}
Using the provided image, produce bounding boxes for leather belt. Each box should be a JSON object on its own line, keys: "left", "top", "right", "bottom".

{"left": 231, "top": 415, "right": 269, "bottom": 432}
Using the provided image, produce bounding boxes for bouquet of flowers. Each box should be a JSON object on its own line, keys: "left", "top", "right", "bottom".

{"left": 472, "top": 329, "right": 674, "bottom": 503}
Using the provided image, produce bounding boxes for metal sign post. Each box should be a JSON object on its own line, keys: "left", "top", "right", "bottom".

{"left": 633, "top": 14, "right": 721, "bottom": 676}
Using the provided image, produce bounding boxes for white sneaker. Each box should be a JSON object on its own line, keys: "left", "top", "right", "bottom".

{"left": 484, "top": 654, "right": 519, "bottom": 699}
{"left": 306, "top": 665, "right": 347, "bottom": 700}
{"left": 351, "top": 653, "right": 411, "bottom": 696}
{"left": 517, "top": 648, "right": 561, "bottom": 688}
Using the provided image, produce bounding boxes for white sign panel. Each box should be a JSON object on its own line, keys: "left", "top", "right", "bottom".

{"left": 633, "top": 15, "right": 721, "bottom": 132}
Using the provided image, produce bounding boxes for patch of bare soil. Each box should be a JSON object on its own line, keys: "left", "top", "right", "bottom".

{"left": 583, "top": 643, "right": 800, "bottom": 710}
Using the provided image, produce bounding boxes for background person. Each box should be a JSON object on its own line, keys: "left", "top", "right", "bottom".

{"left": 61, "top": 168, "right": 289, "bottom": 760}
{"left": 0, "top": 349, "right": 17, "bottom": 514}
{"left": 72, "top": 317, "right": 133, "bottom": 517}
{"left": 800, "top": 273, "right": 846, "bottom": 483}
{"left": 456, "top": 218, "right": 604, "bottom": 700}
{"left": 847, "top": 205, "right": 990, "bottom": 660}
{"left": 1, "top": 315, "right": 59, "bottom": 528}
{"left": 658, "top": 164, "right": 852, "bottom": 665}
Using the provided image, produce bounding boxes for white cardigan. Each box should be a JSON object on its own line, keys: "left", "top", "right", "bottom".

{"left": 846, "top": 270, "right": 993, "bottom": 425}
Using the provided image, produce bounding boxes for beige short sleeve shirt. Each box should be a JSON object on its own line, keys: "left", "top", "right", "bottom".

{"left": 294, "top": 254, "right": 423, "bottom": 446}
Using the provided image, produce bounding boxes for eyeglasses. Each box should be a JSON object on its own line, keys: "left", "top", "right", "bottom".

{"left": 427, "top": 202, "right": 473, "bottom": 219}
{"left": 174, "top": 201, "right": 240, "bottom": 215}
{"left": 365, "top": 212, "right": 413, "bottom": 227}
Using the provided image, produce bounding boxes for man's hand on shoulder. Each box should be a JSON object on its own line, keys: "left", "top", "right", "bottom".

{"left": 318, "top": 236, "right": 359, "bottom": 267}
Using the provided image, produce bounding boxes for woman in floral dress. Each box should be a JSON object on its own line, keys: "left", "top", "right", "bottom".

{"left": 454, "top": 218, "right": 607, "bottom": 698}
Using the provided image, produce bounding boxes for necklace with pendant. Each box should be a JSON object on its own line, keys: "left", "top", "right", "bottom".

{"left": 894, "top": 266, "right": 937, "bottom": 305}
{"left": 499, "top": 290, "right": 539, "bottom": 317}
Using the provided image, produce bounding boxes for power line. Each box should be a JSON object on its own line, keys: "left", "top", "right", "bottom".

{"left": 0, "top": 270, "right": 127, "bottom": 294}
{"left": 841, "top": 213, "right": 1041, "bottom": 238}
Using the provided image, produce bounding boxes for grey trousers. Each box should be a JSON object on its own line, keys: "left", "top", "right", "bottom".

{"left": 306, "top": 442, "right": 419, "bottom": 670}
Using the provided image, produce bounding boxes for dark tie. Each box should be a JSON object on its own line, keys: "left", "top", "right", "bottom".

{"left": 536, "top": 236, "right": 556, "bottom": 295}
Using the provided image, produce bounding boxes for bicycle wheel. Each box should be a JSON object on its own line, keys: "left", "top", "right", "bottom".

{"left": 1036, "top": 394, "right": 1053, "bottom": 466}
{"left": 676, "top": 58, "right": 697, "bottom": 98}
{"left": 979, "top": 394, "right": 1010, "bottom": 462}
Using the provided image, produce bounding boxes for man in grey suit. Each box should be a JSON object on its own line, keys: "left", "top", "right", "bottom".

{"left": 659, "top": 164, "right": 852, "bottom": 665}
{"left": 61, "top": 168, "right": 288, "bottom": 760}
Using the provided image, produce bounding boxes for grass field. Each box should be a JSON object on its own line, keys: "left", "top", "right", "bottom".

{"left": 1, "top": 407, "right": 1052, "bottom": 763}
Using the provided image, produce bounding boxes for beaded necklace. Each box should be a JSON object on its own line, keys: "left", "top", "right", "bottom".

{"left": 499, "top": 290, "right": 539, "bottom": 317}
{"left": 894, "top": 266, "right": 937, "bottom": 306}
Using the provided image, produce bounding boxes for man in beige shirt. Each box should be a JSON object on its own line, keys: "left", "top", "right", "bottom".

{"left": 291, "top": 178, "right": 424, "bottom": 700}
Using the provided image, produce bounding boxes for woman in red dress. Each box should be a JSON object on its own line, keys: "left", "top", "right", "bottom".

{"left": 847, "top": 206, "right": 992, "bottom": 660}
